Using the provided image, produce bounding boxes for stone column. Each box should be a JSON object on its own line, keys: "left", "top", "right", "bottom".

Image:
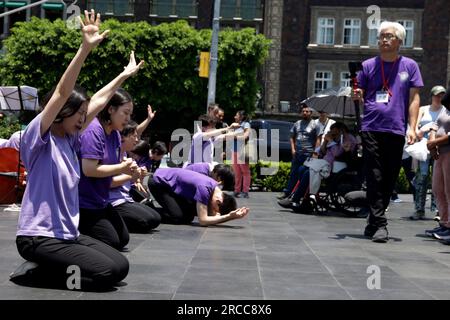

{"left": 263, "top": 0, "right": 284, "bottom": 113}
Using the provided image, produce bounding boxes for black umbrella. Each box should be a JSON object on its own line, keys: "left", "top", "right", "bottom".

{"left": 301, "top": 87, "right": 356, "bottom": 118}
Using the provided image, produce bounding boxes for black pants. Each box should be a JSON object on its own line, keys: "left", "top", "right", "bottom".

{"left": 392, "top": 156, "right": 416, "bottom": 199}
{"left": 129, "top": 186, "right": 148, "bottom": 203}
{"left": 110, "top": 201, "right": 161, "bottom": 233}
{"left": 79, "top": 206, "right": 129, "bottom": 250}
{"left": 148, "top": 178, "right": 197, "bottom": 225}
{"left": 16, "top": 235, "right": 129, "bottom": 290}
{"left": 362, "top": 131, "right": 405, "bottom": 228}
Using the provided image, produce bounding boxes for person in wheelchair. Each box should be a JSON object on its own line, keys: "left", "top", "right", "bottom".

{"left": 277, "top": 122, "right": 358, "bottom": 212}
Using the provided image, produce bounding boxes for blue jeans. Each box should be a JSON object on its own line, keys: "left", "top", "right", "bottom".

{"left": 283, "top": 153, "right": 308, "bottom": 195}
{"left": 414, "top": 158, "right": 436, "bottom": 213}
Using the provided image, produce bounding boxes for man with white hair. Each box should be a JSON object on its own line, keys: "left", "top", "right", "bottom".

{"left": 353, "top": 21, "right": 423, "bottom": 243}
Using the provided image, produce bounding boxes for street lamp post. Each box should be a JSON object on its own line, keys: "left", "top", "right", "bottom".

{"left": 206, "top": 0, "right": 220, "bottom": 111}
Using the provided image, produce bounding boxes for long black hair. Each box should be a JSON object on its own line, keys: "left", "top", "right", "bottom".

{"left": 98, "top": 88, "right": 133, "bottom": 124}
{"left": 41, "top": 84, "right": 89, "bottom": 123}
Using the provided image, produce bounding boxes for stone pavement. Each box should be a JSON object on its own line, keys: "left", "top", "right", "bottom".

{"left": 0, "top": 192, "right": 449, "bottom": 300}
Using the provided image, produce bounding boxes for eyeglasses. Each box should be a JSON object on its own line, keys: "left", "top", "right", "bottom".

{"left": 377, "top": 33, "right": 397, "bottom": 41}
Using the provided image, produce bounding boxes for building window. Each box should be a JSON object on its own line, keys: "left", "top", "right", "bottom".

{"left": 397, "top": 20, "right": 414, "bottom": 47}
{"left": 314, "top": 71, "right": 332, "bottom": 93}
{"left": 340, "top": 72, "right": 350, "bottom": 87}
{"left": 317, "top": 18, "right": 334, "bottom": 45}
{"left": 368, "top": 28, "right": 378, "bottom": 46}
{"left": 343, "top": 18, "right": 360, "bottom": 45}
{"left": 150, "top": 0, "right": 197, "bottom": 17}
{"left": 221, "top": 0, "right": 262, "bottom": 21}
{"left": 87, "top": 0, "right": 134, "bottom": 15}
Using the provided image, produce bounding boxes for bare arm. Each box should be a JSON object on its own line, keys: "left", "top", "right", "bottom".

{"left": 82, "top": 51, "right": 144, "bottom": 131}
{"left": 82, "top": 158, "right": 136, "bottom": 178}
{"left": 415, "top": 107, "right": 424, "bottom": 136}
{"left": 40, "top": 10, "right": 109, "bottom": 136}
{"left": 407, "top": 88, "right": 421, "bottom": 144}
{"left": 136, "top": 105, "right": 156, "bottom": 137}
{"left": 202, "top": 127, "right": 230, "bottom": 139}
{"left": 290, "top": 136, "right": 296, "bottom": 156}
{"left": 110, "top": 174, "right": 133, "bottom": 188}
{"left": 196, "top": 202, "right": 249, "bottom": 226}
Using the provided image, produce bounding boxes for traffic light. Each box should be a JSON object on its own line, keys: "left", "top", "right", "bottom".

{"left": 198, "top": 51, "right": 210, "bottom": 78}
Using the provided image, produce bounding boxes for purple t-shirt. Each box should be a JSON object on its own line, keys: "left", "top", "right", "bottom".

{"left": 187, "top": 131, "right": 214, "bottom": 164}
{"left": 322, "top": 134, "right": 357, "bottom": 166}
{"left": 0, "top": 130, "right": 23, "bottom": 150}
{"left": 137, "top": 155, "right": 160, "bottom": 173}
{"left": 184, "top": 162, "right": 211, "bottom": 177}
{"left": 357, "top": 56, "right": 423, "bottom": 136}
{"left": 17, "top": 114, "right": 80, "bottom": 240}
{"left": 152, "top": 168, "right": 218, "bottom": 205}
{"left": 78, "top": 117, "right": 121, "bottom": 209}
{"left": 109, "top": 151, "right": 134, "bottom": 207}
{"left": 109, "top": 180, "right": 133, "bottom": 207}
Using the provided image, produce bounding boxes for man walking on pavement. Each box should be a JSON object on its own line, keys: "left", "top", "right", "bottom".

{"left": 353, "top": 21, "right": 423, "bottom": 243}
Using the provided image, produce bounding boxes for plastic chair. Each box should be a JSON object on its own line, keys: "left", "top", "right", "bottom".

{"left": 0, "top": 147, "right": 26, "bottom": 204}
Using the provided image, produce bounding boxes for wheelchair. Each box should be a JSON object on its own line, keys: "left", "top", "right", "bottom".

{"left": 291, "top": 157, "right": 367, "bottom": 217}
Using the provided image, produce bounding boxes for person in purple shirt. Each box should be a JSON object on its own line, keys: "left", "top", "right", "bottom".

{"left": 78, "top": 85, "right": 146, "bottom": 250}
{"left": 148, "top": 168, "right": 249, "bottom": 226}
{"left": 184, "top": 162, "right": 235, "bottom": 191}
{"left": 109, "top": 121, "right": 161, "bottom": 233}
{"left": 184, "top": 114, "right": 233, "bottom": 166}
{"left": 131, "top": 140, "right": 167, "bottom": 173}
{"left": 353, "top": 21, "right": 423, "bottom": 243}
{"left": 11, "top": 11, "right": 142, "bottom": 290}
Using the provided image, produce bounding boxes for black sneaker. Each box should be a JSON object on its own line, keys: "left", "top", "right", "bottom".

{"left": 278, "top": 198, "right": 293, "bottom": 209}
{"left": 372, "top": 227, "right": 389, "bottom": 243}
{"left": 425, "top": 225, "right": 446, "bottom": 237}
{"left": 9, "top": 261, "right": 39, "bottom": 284}
{"left": 364, "top": 224, "right": 378, "bottom": 238}
{"left": 241, "top": 192, "right": 249, "bottom": 198}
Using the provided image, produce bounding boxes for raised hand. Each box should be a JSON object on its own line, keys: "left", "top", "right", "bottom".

{"left": 79, "top": 9, "right": 109, "bottom": 49}
{"left": 122, "top": 51, "right": 145, "bottom": 78}
{"left": 147, "top": 105, "right": 156, "bottom": 120}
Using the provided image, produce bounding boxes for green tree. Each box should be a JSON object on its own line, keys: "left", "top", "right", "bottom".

{"left": 0, "top": 18, "right": 271, "bottom": 141}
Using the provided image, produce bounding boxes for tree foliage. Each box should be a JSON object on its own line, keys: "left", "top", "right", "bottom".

{"left": 0, "top": 18, "right": 271, "bottom": 140}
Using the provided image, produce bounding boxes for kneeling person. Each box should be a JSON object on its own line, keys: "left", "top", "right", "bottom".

{"left": 148, "top": 168, "right": 249, "bottom": 226}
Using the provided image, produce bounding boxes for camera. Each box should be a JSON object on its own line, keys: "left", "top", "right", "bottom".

{"left": 348, "top": 62, "right": 362, "bottom": 77}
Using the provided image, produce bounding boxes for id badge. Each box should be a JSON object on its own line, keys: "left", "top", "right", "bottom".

{"left": 376, "top": 90, "right": 389, "bottom": 103}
